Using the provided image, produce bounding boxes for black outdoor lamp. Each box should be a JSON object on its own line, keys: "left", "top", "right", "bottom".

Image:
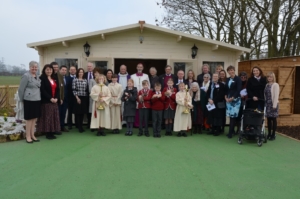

{"left": 83, "top": 42, "right": 91, "bottom": 57}
{"left": 191, "top": 44, "right": 198, "bottom": 59}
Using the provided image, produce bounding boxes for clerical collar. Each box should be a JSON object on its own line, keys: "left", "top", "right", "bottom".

{"left": 136, "top": 73, "right": 143, "bottom": 76}
{"left": 166, "top": 74, "right": 171, "bottom": 76}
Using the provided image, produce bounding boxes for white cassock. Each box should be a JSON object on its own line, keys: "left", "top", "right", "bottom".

{"left": 131, "top": 73, "right": 150, "bottom": 91}
{"left": 108, "top": 82, "right": 123, "bottom": 130}
{"left": 173, "top": 91, "right": 193, "bottom": 132}
{"left": 90, "top": 84, "right": 111, "bottom": 129}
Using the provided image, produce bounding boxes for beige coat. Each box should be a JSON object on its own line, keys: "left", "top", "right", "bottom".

{"left": 108, "top": 82, "right": 123, "bottom": 129}
{"left": 173, "top": 91, "right": 193, "bottom": 132}
{"left": 265, "top": 82, "right": 280, "bottom": 108}
{"left": 90, "top": 84, "right": 111, "bottom": 129}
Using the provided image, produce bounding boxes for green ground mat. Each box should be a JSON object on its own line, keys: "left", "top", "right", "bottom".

{"left": 1, "top": 128, "right": 299, "bottom": 199}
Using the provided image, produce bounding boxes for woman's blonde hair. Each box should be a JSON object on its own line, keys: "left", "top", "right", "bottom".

{"left": 96, "top": 74, "right": 107, "bottom": 84}
{"left": 266, "top": 72, "right": 276, "bottom": 83}
{"left": 127, "top": 78, "right": 134, "bottom": 85}
{"left": 216, "top": 65, "right": 223, "bottom": 71}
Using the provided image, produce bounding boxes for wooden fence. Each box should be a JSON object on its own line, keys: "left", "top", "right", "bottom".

{"left": 0, "top": 85, "right": 19, "bottom": 107}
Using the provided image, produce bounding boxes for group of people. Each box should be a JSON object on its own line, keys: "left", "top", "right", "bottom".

{"left": 18, "top": 61, "right": 279, "bottom": 143}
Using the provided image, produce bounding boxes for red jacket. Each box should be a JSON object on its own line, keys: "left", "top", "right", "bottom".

{"left": 151, "top": 91, "right": 164, "bottom": 110}
{"left": 161, "top": 87, "right": 177, "bottom": 110}
{"left": 137, "top": 89, "right": 152, "bottom": 109}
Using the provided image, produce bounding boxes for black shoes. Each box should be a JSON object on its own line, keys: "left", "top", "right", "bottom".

{"left": 177, "top": 132, "right": 182, "bottom": 137}
{"left": 61, "top": 128, "right": 69, "bottom": 132}
{"left": 26, "top": 139, "right": 33, "bottom": 144}
{"left": 138, "top": 132, "right": 143, "bottom": 136}
{"left": 46, "top": 133, "right": 57, "bottom": 140}
{"left": 182, "top": 132, "right": 187, "bottom": 137}
{"left": 97, "top": 129, "right": 106, "bottom": 136}
{"left": 226, "top": 133, "right": 232, "bottom": 139}
{"left": 32, "top": 138, "right": 40, "bottom": 142}
{"left": 145, "top": 132, "right": 150, "bottom": 137}
{"left": 112, "top": 129, "right": 120, "bottom": 134}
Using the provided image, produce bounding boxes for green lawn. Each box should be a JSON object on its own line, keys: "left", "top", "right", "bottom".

{"left": 1, "top": 128, "right": 300, "bottom": 199}
{"left": 0, "top": 76, "right": 22, "bottom": 85}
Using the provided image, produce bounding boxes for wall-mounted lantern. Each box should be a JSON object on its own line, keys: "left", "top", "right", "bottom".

{"left": 83, "top": 42, "right": 91, "bottom": 57}
{"left": 191, "top": 44, "right": 198, "bottom": 59}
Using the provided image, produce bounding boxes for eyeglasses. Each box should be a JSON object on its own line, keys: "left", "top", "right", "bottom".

{"left": 204, "top": 77, "right": 208, "bottom": 78}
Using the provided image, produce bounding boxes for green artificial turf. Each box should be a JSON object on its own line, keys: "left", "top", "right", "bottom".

{"left": 1, "top": 128, "right": 300, "bottom": 199}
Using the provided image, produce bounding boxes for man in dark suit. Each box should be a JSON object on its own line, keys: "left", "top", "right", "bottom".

{"left": 197, "top": 64, "right": 212, "bottom": 86}
{"left": 59, "top": 65, "right": 69, "bottom": 132}
{"left": 66, "top": 66, "right": 77, "bottom": 129}
{"left": 174, "top": 70, "right": 188, "bottom": 90}
{"left": 83, "top": 62, "right": 94, "bottom": 129}
{"left": 51, "top": 61, "right": 64, "bottom": 135}
{"left": 158, "top": 65, "right": 177, "bottom": 90}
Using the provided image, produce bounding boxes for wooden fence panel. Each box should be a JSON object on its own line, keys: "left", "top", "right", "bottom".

{"left": 0, "top": 85, "right": 19, "bottom": 107}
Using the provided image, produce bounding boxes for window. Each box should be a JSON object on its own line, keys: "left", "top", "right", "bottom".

{"left": 202, "top": 61, "right": 224, "bottom": 73}
{"left": 174, "top": 62, "right": 185, "bottom": 75}
{"left": 95, "top": 61, "right": 108, "bottom": 72}
{"left": 55, "top": 59, "right": 78, "bottom": 69}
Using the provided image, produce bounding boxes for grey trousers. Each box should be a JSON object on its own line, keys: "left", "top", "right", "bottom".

{"left": 152, "top": 110, "right": 162, "bottom": 134}
{"left": 139, "top": 108, "right": 149, "bottom": 132}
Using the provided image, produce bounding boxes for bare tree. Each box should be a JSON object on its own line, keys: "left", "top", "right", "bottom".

{"left": 157, "top": 0, "right": 300, "bottom": 60}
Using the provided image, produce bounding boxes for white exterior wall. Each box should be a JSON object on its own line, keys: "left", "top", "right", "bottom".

{"left": 39, "top": 28, "right": 241, "bottom": 75}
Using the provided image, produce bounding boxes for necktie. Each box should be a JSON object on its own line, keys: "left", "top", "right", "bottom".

{"left": 88, "top": 72, "right": 91, "bottom": 81}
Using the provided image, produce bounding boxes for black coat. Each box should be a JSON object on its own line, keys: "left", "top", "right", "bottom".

{"left": 149, "top": 75, "right": 159, "bottom": 90}
{"left": 158, "top": 74, "right": 177, "bottom": 90}
{"left": 225, "top": 75, "right": 242, "bottom": 99}
{"left": 207, "top": 82, "right": 226, "bottom": 104}
{"left": 207, "top": 81, "right": 226, "bottom": 120}
{"left": 40, "top": 75, "right": 60, "bottom": 104}
{"left": 246, "top": 76, "right": 267, "bottom": 100}
{"left": 174, "top": 79, "right": 188, "bottom": 90}
{"left": 121, "top": 87, "right": 138, "bottom": 117}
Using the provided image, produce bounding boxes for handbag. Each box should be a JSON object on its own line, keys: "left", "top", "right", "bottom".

{"left": 217, "top": 101, "right": 226, "bottom": 109}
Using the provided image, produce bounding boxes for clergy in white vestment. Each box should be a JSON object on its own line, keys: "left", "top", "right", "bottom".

{"left": 108, "top": 74, "right": 123, "bottom": 133}
{"left": 130, "top": 63, "right": 150, "bottom": 127}
{"left": 173, "top": 83, "right": 193, "bottom": 137}
{"left": 90, "top": 74, "right": 112, "bottom": 136}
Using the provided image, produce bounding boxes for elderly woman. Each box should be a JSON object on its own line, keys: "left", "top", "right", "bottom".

{"left": 18, "top": 61, "right": 41, "bottom": 143}
{"left": 37, "top": 64, "right": 61, "bottom": 140}
{"left": 207, "top": 73, "right": 226, "bottom": 136}
{"left": 225, "top": 65, "right": 242, "bottom": 138}
{"left": 200, "top": 73, "right": 211, "bottom": 131}
{"left": 189, "top": 82, "right": 203, "bottom": 134}
{"left": 246, "top": 66, "right": 267, "bottom": 110}
{"left": 265, "top": 72, "right": 279, "bottom": 141}
{"left": 149, "top": 67, "right": 159, "bottom": 90}
{"left": 185, "top": 69, "right": 197, "bottom": 88}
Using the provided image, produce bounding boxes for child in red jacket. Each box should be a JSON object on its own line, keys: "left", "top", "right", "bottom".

{"left": 151, "top": 82, "right": 164, "bottom": 138}
{"left": 137, "top": 80, "right": 152, "bottom": 137}
{"left": 162, "top": 78, "right": 177, "bottom": 136}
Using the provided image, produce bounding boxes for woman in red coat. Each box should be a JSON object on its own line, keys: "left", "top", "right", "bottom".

{"left": 161, "top": 78, "right": 177, "bottom": 136}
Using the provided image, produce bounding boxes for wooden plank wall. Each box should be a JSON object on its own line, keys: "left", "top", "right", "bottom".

{"left": 238, "top": 56, "right": 300, "bottom": 126}
{"left": 277, "top": 114, "right": 300, "bottom": 126}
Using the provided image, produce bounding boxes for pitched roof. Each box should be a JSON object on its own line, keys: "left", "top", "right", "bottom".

{"left": 27, "top": 22, "right": 251, "bottom": 53}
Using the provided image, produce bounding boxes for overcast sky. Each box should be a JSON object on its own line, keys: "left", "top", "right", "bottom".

{"left": 0, "top": 0, "right": 163, "bottom": 66}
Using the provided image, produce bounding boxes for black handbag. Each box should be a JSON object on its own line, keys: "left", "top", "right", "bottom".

{"left": 217, "top": 101, "right": 226, "bottom": 109}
